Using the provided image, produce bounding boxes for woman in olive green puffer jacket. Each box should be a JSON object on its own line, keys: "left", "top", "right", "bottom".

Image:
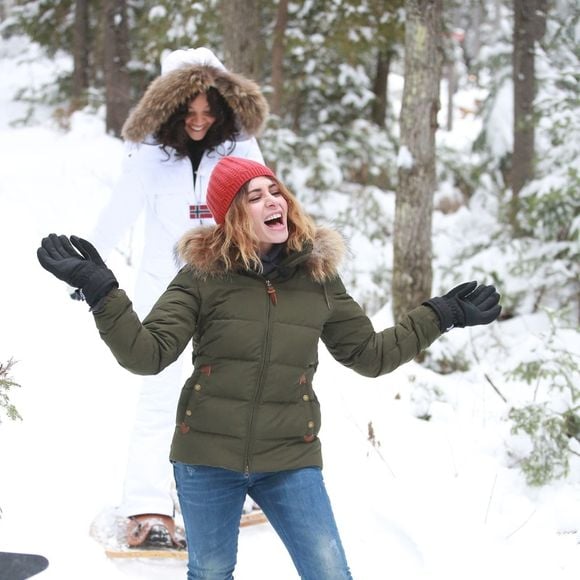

{"left": 37, "top": 156, "right": 501, "bottom": 579}
{"left": 95, "top": 212, "right": 443, "bottom": 477}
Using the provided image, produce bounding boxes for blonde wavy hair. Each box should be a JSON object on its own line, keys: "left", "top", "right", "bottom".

{"left": 205, "top": 177, "right": 317, "bottom": 273}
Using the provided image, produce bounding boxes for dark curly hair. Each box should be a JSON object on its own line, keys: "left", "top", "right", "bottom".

{"left": 154, "top": 87, "right": 239, "bottom": 158}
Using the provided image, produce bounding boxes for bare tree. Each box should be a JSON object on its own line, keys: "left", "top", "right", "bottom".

{"left": 72, "top": 0, "right": 89, "bottom": 110}
{"left": 511, "top": 0, "right": 548, "bottom": 232}
{"left": 103, "top": 0, "right": 131, "bottom": 137}
{"left": 392, "top": 0, "right": 443, "bottom": 322}
{"left": 221, "top": 0, "right": 262, "bottom": 80}
{"left": 271, "top": 0, "right": 289, "bottom": 116}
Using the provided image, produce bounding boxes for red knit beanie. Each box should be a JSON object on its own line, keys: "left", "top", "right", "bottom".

{"left": 206, "top": 157, "right": 276, "bottom": 224}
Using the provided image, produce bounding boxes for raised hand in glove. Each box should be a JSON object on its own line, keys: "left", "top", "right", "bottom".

{"left": 37, "top": 234, "right": 118, "bottom": 308}
{"left": 424, "top": 281, "right": 501, "bottom": 332}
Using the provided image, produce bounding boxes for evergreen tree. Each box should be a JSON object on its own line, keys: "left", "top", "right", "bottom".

{"left": 0, "top": 359, "right": 21, "bottom": 424}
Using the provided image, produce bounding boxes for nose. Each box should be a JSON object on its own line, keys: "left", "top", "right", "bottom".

{"left": 264, "top": 192, "right": 277, "bottom": 205}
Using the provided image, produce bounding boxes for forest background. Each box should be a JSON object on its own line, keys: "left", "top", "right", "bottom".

{"left": 1, "top": 0, "right": 579, "bottom": 494}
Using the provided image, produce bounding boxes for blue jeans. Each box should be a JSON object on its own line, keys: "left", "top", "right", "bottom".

{"left": 173, "top": 462, "right": 352, "bottom": 580}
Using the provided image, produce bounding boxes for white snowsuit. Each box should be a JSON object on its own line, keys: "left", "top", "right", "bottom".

{"left": 90, "top": 48, "right": 267, "bottom": 517}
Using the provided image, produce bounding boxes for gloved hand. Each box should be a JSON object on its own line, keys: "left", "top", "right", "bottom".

{"left": 37, "top": 234, "right": 118, "bottom": 308}
{"left": 424, "top": 281, "right": 501, "bottom": 332}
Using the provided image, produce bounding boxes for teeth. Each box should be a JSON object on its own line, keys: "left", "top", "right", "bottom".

{"left": 265, "top": 213, "right": 281, "bottom": 222}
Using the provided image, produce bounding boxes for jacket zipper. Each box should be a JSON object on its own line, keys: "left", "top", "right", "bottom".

{"left": 243, "top": 278, "right": 277, "bottom": 473}
{"left": 265, "top": 279, "right": 277, "bottom": 305}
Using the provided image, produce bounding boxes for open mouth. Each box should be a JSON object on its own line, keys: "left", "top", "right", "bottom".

{"left": 264, "top": 213, "right": 284, "bottom": 228}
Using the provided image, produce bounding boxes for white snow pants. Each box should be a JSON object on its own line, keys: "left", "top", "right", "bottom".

{"left": 119, "top": 267, "right": 186, "bottom": 518}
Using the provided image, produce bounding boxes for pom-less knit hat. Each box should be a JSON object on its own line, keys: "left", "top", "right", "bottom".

{"left": 206, "top": 157, "right": 276, "bottom": 224}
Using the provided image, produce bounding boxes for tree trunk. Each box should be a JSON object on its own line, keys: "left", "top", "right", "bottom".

{"left": 511, "top": 0, "right": 536, "bottom": 206}
{"left": 445, "top": 6, "right": 463, "bottom": 132}
{"left": 271, "top": 0, "right": 289, "bottom": 117}
{"left": 392, "top": 0, "right": 443, "bottom": 322}
{"left": 72, "top": 0, "right": 89, "bottom": 110}
{"left": 446, "top": 61, "right": 456, "bottom": 131}
{"left": 221, "top": 0, "right": 262, "bottom": 80}
{"left": 511, "top": 0, "right": 548, "bottom": 232}
{"left": 371, "top": 48, "right": 392, "bottom": 127}
{"left": 103, "top": 0, "right": 131, "bottom": 138}
{"left": 470, "top": 0, "right": 483, "bottom": 64}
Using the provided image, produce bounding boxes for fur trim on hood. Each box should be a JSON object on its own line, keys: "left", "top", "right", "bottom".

{"left": 176, "top": 226, "right": 346, "bottom": 284}
{"left": 122, "top": 65, "right": 269, "bottom": 143}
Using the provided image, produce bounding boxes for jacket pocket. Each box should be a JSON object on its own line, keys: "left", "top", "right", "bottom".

{"left": 299, "top": 366, "right": 321, "bottom": 442}
{"left": 178, "top": 366, "right": 249, "bottom": 438}
{"left": 152, "top": 187, "right": 185, "bottom": 218}
{"left": 175, "top": 374, "right": 200, "bottom": 426}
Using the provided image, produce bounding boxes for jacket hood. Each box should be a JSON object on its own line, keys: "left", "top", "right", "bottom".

{"left": 122, "top": 64, "right": 269, "bottom": 143}
{"left": 176, "top": 226, "right": 346, "bottom": 284}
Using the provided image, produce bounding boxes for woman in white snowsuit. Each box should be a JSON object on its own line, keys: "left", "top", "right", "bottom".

{"left": 88, "top": 47, "right": 268, "bottom": 547}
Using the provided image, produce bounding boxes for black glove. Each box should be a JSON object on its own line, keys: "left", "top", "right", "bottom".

{"left": 37, "top": 234, "right": 118, "bottom": 308}
{"left": 424, "top": 281, "right": 501, "bottom": 332}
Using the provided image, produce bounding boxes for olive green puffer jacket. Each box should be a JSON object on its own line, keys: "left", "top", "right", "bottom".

{"left": 93, "top": 226, "right": 441, "bottom": 473}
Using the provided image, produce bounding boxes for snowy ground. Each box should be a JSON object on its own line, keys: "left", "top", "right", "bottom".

{"left": 1, "top": 36, "right": 579, "bottom": 580}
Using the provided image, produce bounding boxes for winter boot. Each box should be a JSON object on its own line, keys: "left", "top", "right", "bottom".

{"left": 126, "top": 514, "right": 186, "bottom": 550}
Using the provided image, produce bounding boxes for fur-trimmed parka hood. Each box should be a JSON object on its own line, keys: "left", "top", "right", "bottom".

{"left": 122, "top": 56, "right": 269, "bottom": 143}
{"left": 176, "top": 226, "right": 346, "bottom": 284}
